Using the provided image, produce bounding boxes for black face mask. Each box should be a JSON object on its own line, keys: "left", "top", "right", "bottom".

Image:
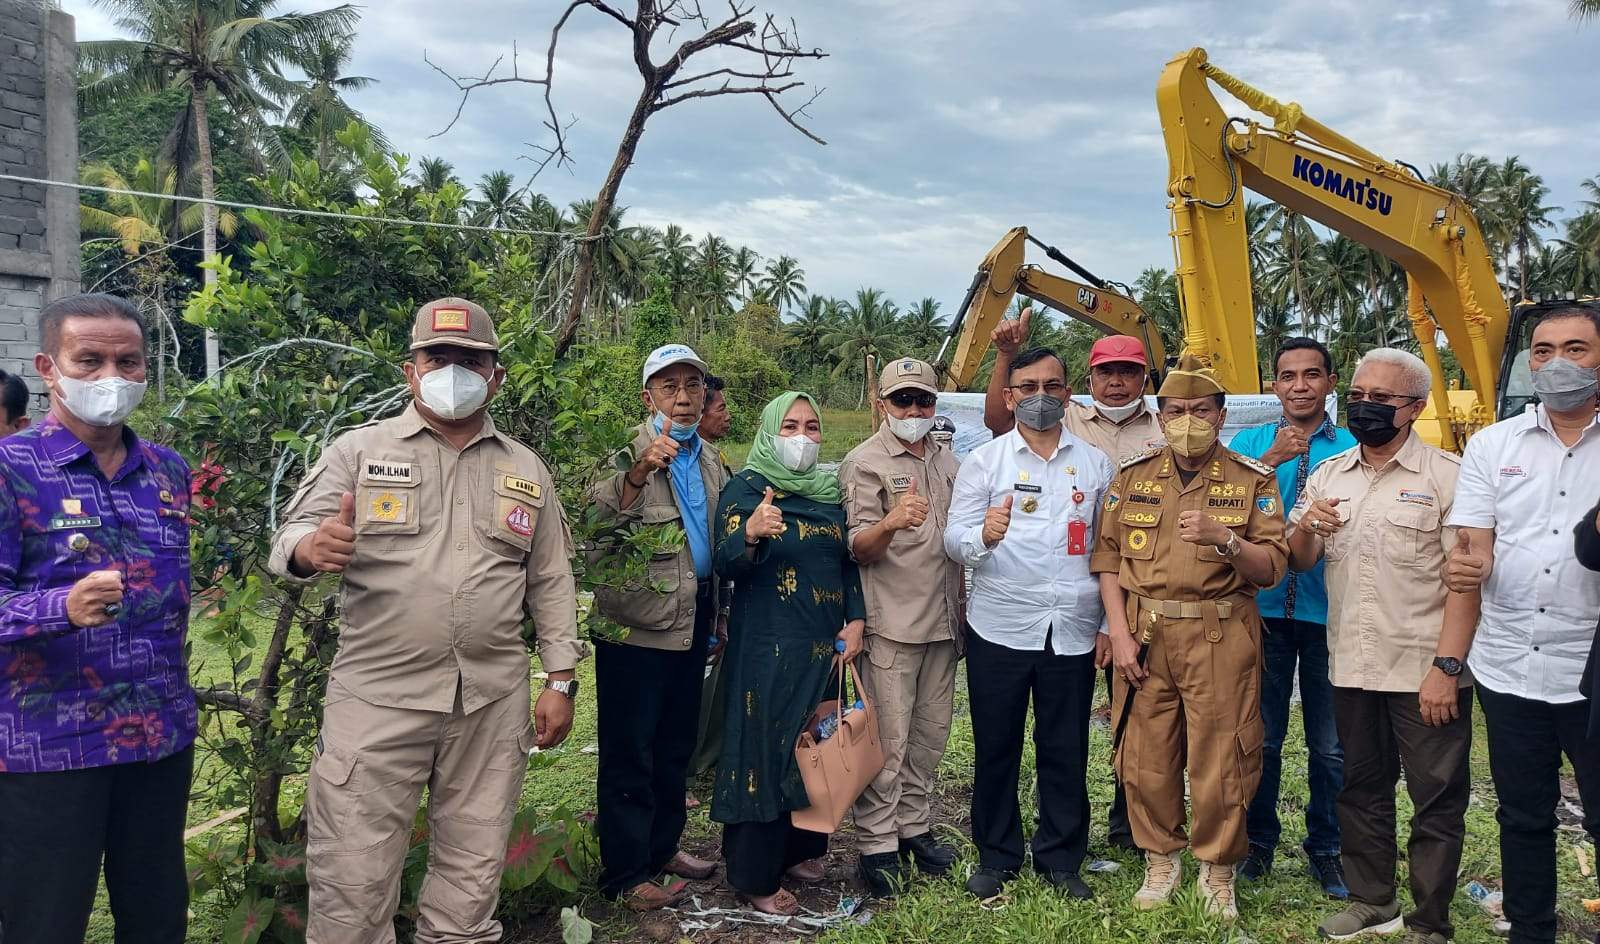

{"left": 1346, "top": 400, "right": 1404, "bottom": 447}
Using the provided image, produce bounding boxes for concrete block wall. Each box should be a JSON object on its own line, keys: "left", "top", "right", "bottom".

{"left": 0, "top": 1, "right": 78, "bottom": 417}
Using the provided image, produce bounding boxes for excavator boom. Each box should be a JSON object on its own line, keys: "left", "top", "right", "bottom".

{"left": 1158, "top": 47, "right": 1511, "bottom": 447}
{"left": 938, "top": 227, "right": 1167, "bottom": 391}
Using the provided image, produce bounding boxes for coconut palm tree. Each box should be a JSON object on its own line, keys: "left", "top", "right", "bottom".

{"left": 471, "top": 171, "right": 527, "bottom": 230}
{"left": 901, "top": 297, "right": 947, "bottom": 353}
{"left": 827, "top": 288, "right": 902, "bottom": 405}
{"left": 276, "top": 34, "right": 385, "bottom": 169}
{"left": 80, "top": 0, "right": 360, "bottom": 373}
{"left": 1491, "top": 157, "right": 1559, "bottom": 300}
{"left": 1132, "top": 267, "right": 1182, "bottom": 359}
{"left": 786, "top": 295, "right": 836, "bottom": 375}
{"left": 415, "top": 157, "right": 459, "bottom": 193}
{"left": 730, "top": 246, "right": 760, "bottom": 302}
{"left": 567, "top": 199, "right": 649, "bottom": 325}
{"left": 759, "top": 255, "right": 806, "bottom": 314}
{"left": 1574, "top": 0, "right": 1600, "bottom": 21}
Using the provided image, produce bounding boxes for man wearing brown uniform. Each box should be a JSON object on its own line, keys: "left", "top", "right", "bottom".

{"left": 1291, "top": 349, "right": 1476, "bottom": 944}
{"left": 839, "top": 358, "right": 963, "bottom": 897}
{"left": 270, "top": 298, "right": 584, "bottom": 944}
{"left": 1094, "top": 356, "right": 1288, "bottom": 920}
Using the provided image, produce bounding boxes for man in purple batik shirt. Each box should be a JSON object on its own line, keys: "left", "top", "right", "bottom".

{"left": 0, "top": 293, "right": 195, "bottom": 944}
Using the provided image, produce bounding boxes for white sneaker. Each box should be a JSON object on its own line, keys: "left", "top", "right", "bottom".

{"left": 1199, "top": 860, "right": 1239, "bottom": 920}
{"left": 1133, "top": 850, "right": 1182, "bottom": 909}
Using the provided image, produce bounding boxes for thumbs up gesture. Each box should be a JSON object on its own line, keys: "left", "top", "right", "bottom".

{"left": 982, "top": 495, "right": 1013, "bottom": 547}
{"left": 306, "top": 491, "right": 358, "bottom": 573}
{"left": 746, "top": 486, "right": 785, "bottom": 543}
{"left": 884, "top": 477, "right": 931, "bottom": 532}
{"left": 1444, "top": 530, "right": 1489, "bottom": 593}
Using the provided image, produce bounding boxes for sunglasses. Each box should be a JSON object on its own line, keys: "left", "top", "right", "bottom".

{"left": 887, "top": 391, "right": 938, "bottom": 409}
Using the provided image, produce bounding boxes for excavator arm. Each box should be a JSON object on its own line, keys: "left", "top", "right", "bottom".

{"left": 937, "top": 227, "right": 1167, "bottom": 391}
{"left": 1158, "top": 47, "right": 1509, "bottom": 446}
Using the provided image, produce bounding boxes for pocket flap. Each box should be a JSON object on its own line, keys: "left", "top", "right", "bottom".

{"left": 1119, "top": 506, "right": 1162, "bottom": 527}
{"left": 1385, "top": 506, "right": 1439, "bottom": 531}
{"left": 1236, "top": 723, "right": 1264, "bottom": 758}
{"left": 638, "top": 502, "right": 681, "bottom": 525}
{"left": 494, "top": 471, "right": 546, "bottom": 507}
{"left": 315, "top": 744, "right": 357, "bottom": 786}
{"left": 358, "top": 457, "right": 421, "bottom": 489}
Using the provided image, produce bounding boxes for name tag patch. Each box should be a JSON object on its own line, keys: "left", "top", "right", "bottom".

{"left": 502, "top": 475, "right": 543, "bottom": 501}
{"left": 1498, "top": 466, "right": 1526, "bottom": 478}
{"left": 1207, "top": 496, "right": 1247, "bottom": 510}
{"left": 49, "top": 514, "right": 102, "bottom": 531}
{"left": 364, "top": 460, "right": 414, "bottom": 484}
{"left": 887, "top": 474, "right": 913, "bottom": 493}
{"left": 1127, "top": 493, "right": 1161, "bottom": 505}
{"left": 1397, "top": 489, "right": 1436, "bottom": 507}
{"left": 1014, "top": 483, "right": 1043, "bottom": 494}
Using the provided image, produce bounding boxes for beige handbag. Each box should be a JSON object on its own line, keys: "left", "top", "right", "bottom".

{"left": 791, "top": 659, "right": 885, "bottom": 834}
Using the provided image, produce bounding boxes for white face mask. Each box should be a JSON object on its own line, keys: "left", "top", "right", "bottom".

{"left": 886, "top": 414, "right": 935, "bottom": 444}
{"left": 52, "top": 368, "right": 146, "bottom": 427}
{"left": 1095, "top": 399, "right": 1143, "bottom": 423}
{"left": 776, "top": 433, "right": 820, "bottom": 472}
{"left": 418, "top": 364, "right": 490, "bottom": 420}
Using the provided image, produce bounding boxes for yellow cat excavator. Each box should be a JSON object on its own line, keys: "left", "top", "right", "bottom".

{"left": 934, "top": 226, "right": 1168, "bottom": 391}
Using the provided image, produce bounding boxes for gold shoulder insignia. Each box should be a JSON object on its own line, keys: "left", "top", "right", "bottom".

{"left": 1230, "top": 450, "right": 1275, "bottom": 477}
{"left": 1120, "top": 446, "right": 1163, "bottom": 470}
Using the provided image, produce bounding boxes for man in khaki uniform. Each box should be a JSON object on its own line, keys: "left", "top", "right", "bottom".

{"left": 1093, "top": 356, "right": 1288, "bottom": 920}
{"left": 1289, "top": 349, "right": 1476, "bottom": 944}
{"left": 270, "top": 297, "right": 583, "bottom": 944}
{"left": 839, "top": 358, "right": 963, "bottom": 897}
{"left": 587, "top": 344, "right": 729, "bottom": 909}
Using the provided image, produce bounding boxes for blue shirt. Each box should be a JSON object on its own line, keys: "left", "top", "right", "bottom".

{"left": 1228, "top": 414, "right": 1356, "bottom": 625}
{"left": 661, "top": 429, "right": 713, "bottom": 579}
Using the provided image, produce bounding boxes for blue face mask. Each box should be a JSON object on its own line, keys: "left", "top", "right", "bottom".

{"left": 652, "top": 412, "right": 700, "bottom": 444}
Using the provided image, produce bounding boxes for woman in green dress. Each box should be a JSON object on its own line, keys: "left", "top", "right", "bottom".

{"left": 711, "top": 392, "right": 867, "bottom": 915}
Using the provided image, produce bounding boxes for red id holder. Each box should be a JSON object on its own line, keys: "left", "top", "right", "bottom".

{"left": 1067, "top": 518, "right": 1088, "bottom": 555}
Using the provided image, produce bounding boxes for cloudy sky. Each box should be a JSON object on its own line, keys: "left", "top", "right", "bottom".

{"left": 66, "top": 0, "right": 1600, "bottom": 312}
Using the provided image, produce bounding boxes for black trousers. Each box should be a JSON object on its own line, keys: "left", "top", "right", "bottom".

{"left": 1478, "top": 683, "right": 1600, "bottom": 944}
{"left": 1103, "top": 666, "right": 1132, "bottom": 844}
{"left": 0, "top": 747, "right": 193, "bottom": 944}
{"left": 722, "top": 814, "right": 829, "bottom": 897}
{"left": 1333, "top": 687, "right": 1472, "bottom": 937}
{"left": 967, "top": 627, "right": 1095, "bottom": 874}
{"left": 594, "top": 583, "right": 713, "bottom": 897}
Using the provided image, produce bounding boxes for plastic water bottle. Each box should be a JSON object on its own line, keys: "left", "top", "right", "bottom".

{"left": 835, "top": 639, "right": 847, "bottom": 653}
{"left": 813, "top": 715, "right": 840, "bottom": 741}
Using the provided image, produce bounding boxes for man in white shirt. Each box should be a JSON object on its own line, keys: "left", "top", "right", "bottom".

{"left": 1444, "top": 305, "right": 1600, "bottom": 944}
{"left": 945, "top": 348, "right": 1115, "bottom": 902}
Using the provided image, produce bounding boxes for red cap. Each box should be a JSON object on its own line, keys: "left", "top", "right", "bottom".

{"left": 1088, "top": 335, "right": 1148, "bottom": 368}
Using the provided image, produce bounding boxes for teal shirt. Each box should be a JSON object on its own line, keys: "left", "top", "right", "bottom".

{"left": 1228, "top": 415, "right": 1356, "bottom": 625}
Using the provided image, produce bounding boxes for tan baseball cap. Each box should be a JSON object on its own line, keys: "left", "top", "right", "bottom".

{"left": 880, "top": 357, "right": 938, "bottom": 396}
{"left": 410, "top": 297, "right": 499, "bottom": 352}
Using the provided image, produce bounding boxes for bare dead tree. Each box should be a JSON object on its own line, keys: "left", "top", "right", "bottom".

{"left": 427, "top": 0, "right": 827, "bottom": 356}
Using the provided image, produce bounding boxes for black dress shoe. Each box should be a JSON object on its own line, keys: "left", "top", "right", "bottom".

{"left": 1237, "top": 843, "right": 1273, "bottom": 882}
{"left": 965, "top": 868, "right": 1013, "bottom": 899}
{"left": 859, "top": 851, "right": 904, "bottom": 898}
{"left": 1039, "top": 870, "right": 1094, "bottom": 900}
{"left": 1107, "top": 831, "right": 1138, "bottom": 852}
{"left": 900, "top": 832, "right": 957, "bottom": 875}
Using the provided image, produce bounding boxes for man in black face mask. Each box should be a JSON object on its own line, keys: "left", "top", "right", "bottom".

{"left": 1287, "top": 348, "right": 1477, "bottom": 944}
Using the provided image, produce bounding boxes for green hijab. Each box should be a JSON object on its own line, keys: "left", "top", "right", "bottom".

{"left": 741, "top": 391, "right": 841, "bottom": 504}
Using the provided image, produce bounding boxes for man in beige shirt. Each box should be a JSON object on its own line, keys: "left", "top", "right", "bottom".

{"left": 840, "top": 358, "right": 963, "bottom": 897}
{"left": 269, "top": 298, "right": 584, "bottom": 944}
{"left": 1287, "top": 348, "right": 1477, "bottom": 944}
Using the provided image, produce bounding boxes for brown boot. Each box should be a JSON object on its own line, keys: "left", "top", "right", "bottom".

{"left": 622, "top": 879, "right": 689, "bottom": 911}
{"left": 665, "top": 850, "right": 717, "bottom": 880}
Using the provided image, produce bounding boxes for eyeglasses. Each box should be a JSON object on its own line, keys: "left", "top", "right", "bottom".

{"left": 1346, "top": 390, "right": 1421, "bottom": 406}
{"left": 649, "top": 379, "right": 705, "bottom": 399}
{"left": 1009, "top": 381, "right": 1068, "bottom": 397}
{"left": 887, "top": 391, "right": 937, "bottom": 409}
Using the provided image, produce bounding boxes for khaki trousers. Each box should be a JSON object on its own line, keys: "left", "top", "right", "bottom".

{"left": 852, "top": 636, "right": 957, "bottom": 855}
{"left": 1112, "top": 605, "right": 1263, "bottom": 865}
{"left": 306, "top": 675, "right": 534, "bottom": 944}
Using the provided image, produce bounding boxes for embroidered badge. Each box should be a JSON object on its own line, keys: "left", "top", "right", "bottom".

{"left": 1128, "top": 493, "right": 1161, "bottom": 505}
{"left": 896, "top": 359, "right": 918, "bottom": 376}
{"left": 431, "top": 307, "right": 470, "bottom": 332}
{"left": 1122, "top": 510, "right": 1159, "bottom": 525}
{"left": 1257, "top": 496, "right": 1279, "bottom": 515}
{"left": 1132, "top": 480, "right": 1163, "bottom": 495}
{"left": 1104, "top": 491, "right": 1122, "bottom": 512}
{"left": 1128, "top": 528, "right": 1149, "bottom": 552}
{"left": 370, "top": 492, "right": 403, "bottom": 522}
{"left": 1499, "top": 466, "right": 1526, "bottom": 477}
{"left": 505, "top": 505, "right": 534, "bottom": 537}
{"left": 502, "top": 475, "right": 543, "bottom": 501}
{"left": 888, "top": 474, "right": 913, "bottom": 493}
{"left": 1018, "top": 471, "right": 1030, "bottom": 483}
{"left": 61, "top": 498, "right": 82, "bottom": 516}
{"left": 49, "top": 514, "right": 102, "bottom": 531}
{"left": 1397, "top": 489, "right": 1437, "bottom": 507}
{"left": 364, "top": 460, "right": 414, "bottom": 484}
{"left": 1211, "top": 513, "right": 1246, "bottom": 526}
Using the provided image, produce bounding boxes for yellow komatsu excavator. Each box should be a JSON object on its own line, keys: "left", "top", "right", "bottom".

{"left": 935, "top": 226, "right": 1168, "bottom": 391}
{"left": 1156, "top": 46, "right": 1548, "bottom": 450}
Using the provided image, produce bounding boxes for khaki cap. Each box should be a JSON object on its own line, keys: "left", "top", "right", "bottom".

{"left": 410, "top": 297, "right": 499, "bottom": 352}
{"left": 880, "top": 357, "right": 938, "bottom": 396}
{"left": 1157, "top": 353, "right": 1224, "bottom": 398}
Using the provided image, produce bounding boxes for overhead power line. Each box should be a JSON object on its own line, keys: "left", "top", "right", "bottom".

{"left": 0, "top": 172, "right": 589, "bottom": 240}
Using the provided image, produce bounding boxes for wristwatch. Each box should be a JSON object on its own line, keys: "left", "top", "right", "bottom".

{"left": 1432, "top": 656, "right": 1464, "bottom": 677}
{"left": 1217, "top": 531, "right": 1242, "bottom": 558}
{"left": 544, "top": 678, "right": 580, "bottom": 699}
